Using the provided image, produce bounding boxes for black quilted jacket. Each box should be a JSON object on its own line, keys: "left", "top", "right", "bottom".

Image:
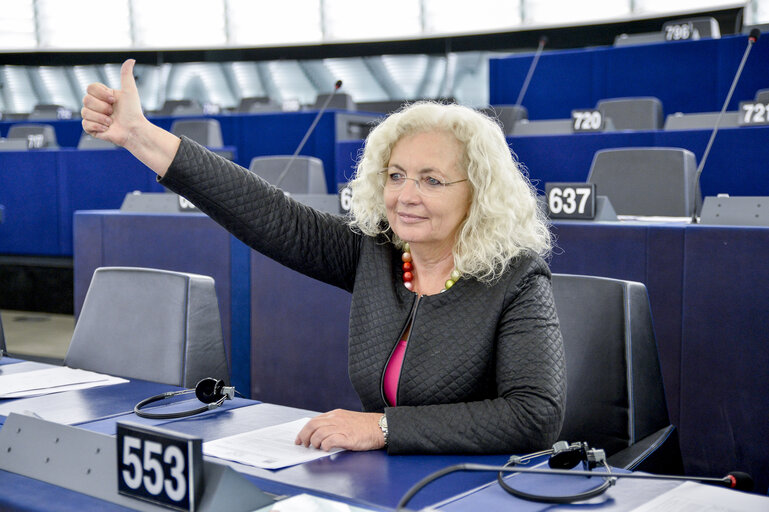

{"left": 160, "top": 137, "right": 566, "bottom": 454}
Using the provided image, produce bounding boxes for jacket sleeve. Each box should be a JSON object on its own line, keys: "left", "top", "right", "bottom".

{"left": 159, "top": 137, "right": 360, "bottom": 291}
{"left": 384, "top": 270, "right": 566, "bottom": 454}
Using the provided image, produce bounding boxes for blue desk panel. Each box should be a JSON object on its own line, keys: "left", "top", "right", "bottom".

{"left": 0, "top": 150, "right": 61, "bottom": 255}
{"left": 679, "top": 225, "right": 769, "bottom": 496}
{"left": 490, "top": 32, "right": 769, "bottom": 119}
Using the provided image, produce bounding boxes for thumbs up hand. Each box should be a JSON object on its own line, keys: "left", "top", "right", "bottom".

{"left": 81, "top": 59, "right": 145, "bottom": 148}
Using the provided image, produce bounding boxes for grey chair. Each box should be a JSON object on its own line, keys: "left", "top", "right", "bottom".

{"left": 0, "top": 138, "right": 30, "bottom": 151}
{"left": 479, "top": 105, "right": 528, "bottom": 135}
{"left": 311, "top": 92, "right": 356, "bottom": 111}
{"left": 237, "top": 96, "right": 282, "bottom": 113}
{"left": 7, "top": 123, "right": 59, "bottom": 149}
{"left": 755, "top": 88, "right": 769, "bottom": 103}
{"left": 597, "top": 97, "right": 663, "bottom": 130}
{"left": 77, "top": 132, "right": 118, "bottom": 149}
{"left": 249, "top": 155, "right": 327, "bottom": 194}
{"left": 512, "top": 119, "right": 574, "bottom": 136}
{"left": 170, "top": 118, "right": 224, "bottom": 147}
{"left": 587, "top": 147, "right": 699, "bottom": 217}
{"left": 64, "top": 267, "right": 229, "bottom": 387}
{"left": 664, "top": 111, "right": 740, "bottom": 130}
{"left": 552, "top": 274, "right": 683, "bottom": 473}
{"left": 28, "top": 104, "right": 74, "bottom": 120}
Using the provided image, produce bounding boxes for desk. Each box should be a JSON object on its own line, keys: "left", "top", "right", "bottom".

{"left": 8, "top": 358, "right": 761, "bottom": 512}
{"left": 73, "top": 214, "right": 769, "bottom": 495}
{"left": 0, "top": 358, "right": 508, "bottom": 511}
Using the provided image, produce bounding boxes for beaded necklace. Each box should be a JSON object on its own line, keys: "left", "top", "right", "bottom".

{"left": 401, "top": 243, "right": 461, "bottom": 293}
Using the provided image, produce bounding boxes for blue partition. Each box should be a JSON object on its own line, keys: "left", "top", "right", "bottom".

{"left": 490, "top": 32, "right": 769, "bottom": 119}
{"left": 335, "top": 125, "right": 769, "bottom": 197}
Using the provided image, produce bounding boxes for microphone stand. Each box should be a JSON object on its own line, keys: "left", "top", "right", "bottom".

{"left": 274, "top": 80, "right": 343, "bottom": 190}
{"left": 691, "top": 29, "right": 761, "bottom": 223}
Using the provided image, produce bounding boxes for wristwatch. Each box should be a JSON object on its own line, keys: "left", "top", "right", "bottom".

{"left": 378, "top": 414, "right": 389, "bottom": 446}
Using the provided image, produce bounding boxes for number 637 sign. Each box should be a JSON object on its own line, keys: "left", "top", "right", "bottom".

{"left": 545, "top": 183, "right": 596, "bottom": 220}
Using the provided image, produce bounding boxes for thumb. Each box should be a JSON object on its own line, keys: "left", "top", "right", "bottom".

{"left": 120, "top": 59, "right": 138, "bottom": 93}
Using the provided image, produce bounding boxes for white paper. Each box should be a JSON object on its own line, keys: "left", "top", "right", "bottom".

{"left": 203, "top": 418, "right": 344, "bottom": 469}
{"left": 0, "top": 366, "right": 128, "bottom": 398}
{"left": 255, "top": 493, "right": 375, "bottom": 512}
{"left": 631, "top": 481, "right": 769, "bottom": 512}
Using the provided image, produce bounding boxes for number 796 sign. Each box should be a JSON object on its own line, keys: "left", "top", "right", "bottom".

{"left": 545, "top": 183, "right": 596, "bottom": 220}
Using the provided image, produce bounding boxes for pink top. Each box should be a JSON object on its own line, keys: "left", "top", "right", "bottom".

{"left": 383, "top": 339, "right": 408, "bottom": 406}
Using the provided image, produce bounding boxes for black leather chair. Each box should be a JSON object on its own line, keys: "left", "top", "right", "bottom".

{"left": 64, "top": 267, "right": 229, "bottom": 387}
{"left": 551, "top": 273, "right": 683, "bottom": 474}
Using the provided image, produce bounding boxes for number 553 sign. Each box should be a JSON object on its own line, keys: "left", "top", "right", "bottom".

{"left": 117, "top": 422, "right": 204, "bottom": 511}
{"left": 545, "top": 183, "right": 596, "bottom": 220}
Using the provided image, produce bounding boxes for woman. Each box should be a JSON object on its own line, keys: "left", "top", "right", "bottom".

{"left": 82, "top": 59, "right": 566, "bottom": 455}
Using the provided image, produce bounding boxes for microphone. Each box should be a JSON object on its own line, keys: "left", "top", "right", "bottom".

{"left": 274, "top": 80, "right": 343, "bottom": 189}
{"left": 397, "top": 462, "right": 754, "bottom": 509}
{"left": 690, "top": 28, "right": 761, "bottom": 223}
{"left": 515, "top": 36, "right": 548, "bottom": 107}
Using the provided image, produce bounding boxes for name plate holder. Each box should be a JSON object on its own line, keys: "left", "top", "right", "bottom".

{"left": 0, "top": 413, "right": 273, "bottom": 512}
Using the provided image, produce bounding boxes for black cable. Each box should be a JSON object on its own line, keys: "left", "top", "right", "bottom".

{"left": 396, "top": 462, "right": 615, "bottom": 510}
{"left": 496, "top": 459, "right": 614, "bottom": 504}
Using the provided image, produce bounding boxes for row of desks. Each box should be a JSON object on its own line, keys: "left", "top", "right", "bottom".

{"left": 72, "top": 212, "right": 769, "bottom": 495}
{"left": 1, "top": 357, "right": 693, "bottom": 511}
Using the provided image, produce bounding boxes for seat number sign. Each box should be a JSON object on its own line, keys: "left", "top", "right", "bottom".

{"left": 546, "top": 183, "right": 596, "bottom": 219}
{"left": 117, "top": 422, "right": 204, "bottom": 511}
{"left": 738, "top": 102, "right": 769, "bottom": 126}
{"left": 571, "top": 110, "right": 604, "bottom": 132}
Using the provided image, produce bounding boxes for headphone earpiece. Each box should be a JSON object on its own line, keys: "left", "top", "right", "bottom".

{"left": 134, "top": 377, "right": 235, "bottom": 419}
{"left": 548, "top": 441, "right": 588, "bottom": 470}
{"left": 195, "top": 377, "right": 226, "bottom": 404}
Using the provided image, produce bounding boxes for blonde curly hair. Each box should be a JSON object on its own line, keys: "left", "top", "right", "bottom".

{"left": 349, "top": 101, "right": 552, "bottom": 283}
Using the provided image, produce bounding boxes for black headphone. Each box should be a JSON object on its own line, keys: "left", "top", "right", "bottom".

{"left": 496, "top": 440, "right": 614, "bottom": 504}
{"left": 134, "top": 378, "right": 235, "bottom": 419}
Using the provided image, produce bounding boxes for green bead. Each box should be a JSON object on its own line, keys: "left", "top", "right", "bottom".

{"left": 450, "top": 269, "right": 461, "bottom": 280}
{"left": 445, "top": 279, "right": 455, "bottom": 289}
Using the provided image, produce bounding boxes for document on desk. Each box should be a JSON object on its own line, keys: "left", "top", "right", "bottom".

{"left": 631, "top": 481, "right": 769, "bottom": 511}
{"left": 0, "top": 366, "right": 128, "bottom": 398}
{"left": 203, "top": 418, "right": 344, "bottom": 470}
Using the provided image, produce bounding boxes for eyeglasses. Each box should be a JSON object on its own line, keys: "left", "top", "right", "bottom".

{"left": 379, "top": 168, "right": 468, "bottom": 197}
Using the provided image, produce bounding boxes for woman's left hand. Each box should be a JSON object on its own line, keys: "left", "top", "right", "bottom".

{"left": 295, "top": 409, "right": 386, "bottom": 451}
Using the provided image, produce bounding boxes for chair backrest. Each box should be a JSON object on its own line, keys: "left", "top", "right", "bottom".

{"left": 6, "top": 123, "right": 59, "bottom": 149}
{"left": 248, "top": 155, "right": 327, "bottom": 194}
{"left": 77, "top": 132, "right": 118, "bottom": 149}
{"left": 28, "top": 104, "right": 73, "bottom": 120}
{"left": 0, "top": 138, "right": 30, "bottom": 151}
{"left": 156, "top": 99, "right": 201, "bottom": 116}
{"left": 664, "top": 111, "right": 740, "bottom": 130}
{"left": 596, "top": 97, "right": 663, "bottom": 130}
{"left": 587, "top": 147, "right": 699, "bottom": 217}
{"left": 170, "top": 119, "right": 224, "bottom": 147}
{"left": 755, "top": 88, "right": 769, "bottom": 103}
{"left": 479, "top": 105, "right": 528, "bottom": 135}
{"left": 551, "top": 274, "right": 670, "bottom": 457}
{"left": 64, "top": 267, "right": 229, "bottom": 387}
{"left": 311, "top": 92, "right": 356, "bottom": 111}
{"left": 512, "top": 119, "right": 574, "bottom": 136}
